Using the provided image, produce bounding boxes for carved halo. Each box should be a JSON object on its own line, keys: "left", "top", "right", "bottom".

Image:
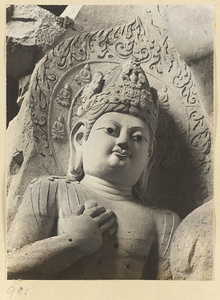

{"left": 29, "top": 16, "right": 212, "bottom": 218}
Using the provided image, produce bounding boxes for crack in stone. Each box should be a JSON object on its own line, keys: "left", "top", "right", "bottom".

{"left": 10, "top": 17, "right": 36, "bottom": 22}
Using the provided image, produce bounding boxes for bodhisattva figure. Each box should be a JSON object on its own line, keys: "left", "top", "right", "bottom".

{"left": 7, "top": 62, "right": 181, "bottom": 280}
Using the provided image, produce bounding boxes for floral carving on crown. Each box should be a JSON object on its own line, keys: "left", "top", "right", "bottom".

{"left": 76, "top": 60, "right": 158, "bottom": 120}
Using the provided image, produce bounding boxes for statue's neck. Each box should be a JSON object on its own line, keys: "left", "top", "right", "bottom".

{"left": 81, "top": 175, "right": 133, "bottom": 201}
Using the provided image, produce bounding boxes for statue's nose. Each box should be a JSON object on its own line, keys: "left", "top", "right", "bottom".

{"left": 117, "top": 140, "right": 128, "bottom": 149}
{"left": 116, "top": 130, "right": 129, "bottom": 149}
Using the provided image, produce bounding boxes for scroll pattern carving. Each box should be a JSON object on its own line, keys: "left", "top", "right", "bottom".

{"left": 146, "top": 10, "right": 211, "bottom": 176}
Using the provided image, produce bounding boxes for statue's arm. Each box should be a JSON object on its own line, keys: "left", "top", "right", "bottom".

{"left": 7, "top": 177, "right": 66, "bottom": 279}
{"left": 7, "top": 228, "right": 89, "bottom": 279}
{"left": 7, "top": 216, "right": 103, "bottom": 279}
{"left": 7, "top": 178, "right": 115, "bottom": 279}
{"left": 7, "top": 178, "right": 58, "bottom": 250}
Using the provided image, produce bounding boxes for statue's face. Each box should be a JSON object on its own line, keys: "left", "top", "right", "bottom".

{"left": 81, "top": 112, "right": 150, "bottom": 187}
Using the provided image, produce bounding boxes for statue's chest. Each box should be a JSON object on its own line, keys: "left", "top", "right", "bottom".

{"left": 77, "top": 202, "right": 155, "bottom": 279}
{"left": 97, "top": 199, "right": 155, "bottom": 259}
{"left": 56, "top": 185, "right": 155, "bottom": 279}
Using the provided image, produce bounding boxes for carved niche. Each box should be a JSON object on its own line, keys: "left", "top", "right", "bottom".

{"left": 27, "top": 16, "right": 212, "bottom": 219}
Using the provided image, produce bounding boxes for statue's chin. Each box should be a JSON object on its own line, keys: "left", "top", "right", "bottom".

{"left": 84, "top": 155, "right": 139, "bottom": 186}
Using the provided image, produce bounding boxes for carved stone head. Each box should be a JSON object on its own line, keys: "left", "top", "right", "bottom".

{"left": 68, "top": 61, "right": 158, "bottom": 199}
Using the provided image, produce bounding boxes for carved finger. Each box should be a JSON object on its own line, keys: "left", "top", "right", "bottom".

{"left": 73, "top": 204, "right": 85, "bottom": 216}
{"left": 94, "top": 210, "right": 115, "bottom": 225}
{"left": 85, "top": 200, "right": 98, "bottom": 209}
{"left": 99, "top": 217, "right": 117, "bottom": 234}
{"left": 84, "top": 206, "right": 106, "bottom": 217}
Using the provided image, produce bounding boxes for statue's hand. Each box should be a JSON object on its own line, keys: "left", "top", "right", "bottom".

{"left": 84, "top": 200, "right": 117, "bottom": 234}
{"left": 60, "top": 201, "right": 116, "bottom": 256}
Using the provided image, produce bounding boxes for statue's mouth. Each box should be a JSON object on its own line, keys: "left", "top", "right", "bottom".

{"left": 111, "top": 148, "right": 131, "bottom": 158}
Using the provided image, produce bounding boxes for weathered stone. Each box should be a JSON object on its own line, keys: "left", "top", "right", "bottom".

{"left": 170, "top": 200, "right": 213, "bottom": 280}
{"left": 7, "top": 5, "right": 214, "bottom": 121}
{"left": 167, "top": 6, "right": 214, "bottom": 65}
{"left": 6, "top": 5, "right": 75, "bottom": 80}
{"left": 61, "top": 5, "right": 82, "bottom": 20}
{"left": 7, "top": 6, "right": 213, "bottom": 219}
{"left": 61, "top": 5, "right": 214, "bottom": 120}
{"left": 7, "top": 92, "right": 50, "bottom": 229}
{"left": 6, "top": 5, "right": 213, "bottom": 280}
{"left": 17, "top": 74, "right": 31, "bottom": 107}
{"left": 167, "top": 5, "right": 214, "bottom": 119}
{"left": 7, "top": 48, "right": 183, "bottom": 279}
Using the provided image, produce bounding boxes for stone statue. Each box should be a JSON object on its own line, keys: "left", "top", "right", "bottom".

{"left": 52, "top": 115, "right": 66, "bottom": 140}
{"left": 7, "top": 61, "right": 181, "bottom": 280}
{"left": 56, "top": 83, "right": 72, "bottom": 107}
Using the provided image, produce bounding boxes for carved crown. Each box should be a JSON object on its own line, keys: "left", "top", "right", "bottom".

{"left": 76, "top": 60, "right": 158, "bottom": 120}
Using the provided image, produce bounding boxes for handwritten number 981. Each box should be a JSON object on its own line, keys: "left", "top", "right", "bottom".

{"left": 7, "top": 286, "right": 28, "bottom": 298}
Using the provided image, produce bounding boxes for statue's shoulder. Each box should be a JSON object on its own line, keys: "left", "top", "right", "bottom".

{"left": 30, "top": 174, "right": 83, "bottom": 191}
{"left": 24, "top": 176, "right": 81, "bottom": 207}
{"left": 29, "top": 175, "right": 72, "bottom": 182}
{"left": 25, "top": 176, "right": 60, "bottom": 200}
{"left": 23, "top": 176, "right": 84, "bottom": 217}
{"left": 34, "top": 176, "right": 88, "bottom": 205}
{"left": 28, "top": 175, "right": 80, "bottom": 189}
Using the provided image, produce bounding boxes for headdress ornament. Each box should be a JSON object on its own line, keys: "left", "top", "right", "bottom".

{"left": 76, "top": 60, "right": 158, "bottom": 122}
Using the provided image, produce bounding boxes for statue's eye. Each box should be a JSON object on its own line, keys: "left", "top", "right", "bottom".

{"left": 106, "top": 127, "right": 115, "bottom": 135}
{"left": 97, "top": 126, "right": 118, "bottom": 136}
{"left": 132, "top": 134, "right": 146, "bottom": 142}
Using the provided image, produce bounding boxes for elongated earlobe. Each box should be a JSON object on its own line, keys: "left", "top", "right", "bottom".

{"left": 67, "top": 122, "right": 85, "bottom": 180}
{"left": 70, "top": 150, "right": 83, "bottom": 179}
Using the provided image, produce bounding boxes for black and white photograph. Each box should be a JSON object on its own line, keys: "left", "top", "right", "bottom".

{"left": 2, "top": 2, "right": 219, "bottom": 299}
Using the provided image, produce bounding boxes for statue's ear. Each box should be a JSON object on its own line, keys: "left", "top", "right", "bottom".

{"left": 73, "top": 123, "right": 86, "bottom": 150}
{"left": 68, "top": 122, "right": 86, "bottom": 178}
